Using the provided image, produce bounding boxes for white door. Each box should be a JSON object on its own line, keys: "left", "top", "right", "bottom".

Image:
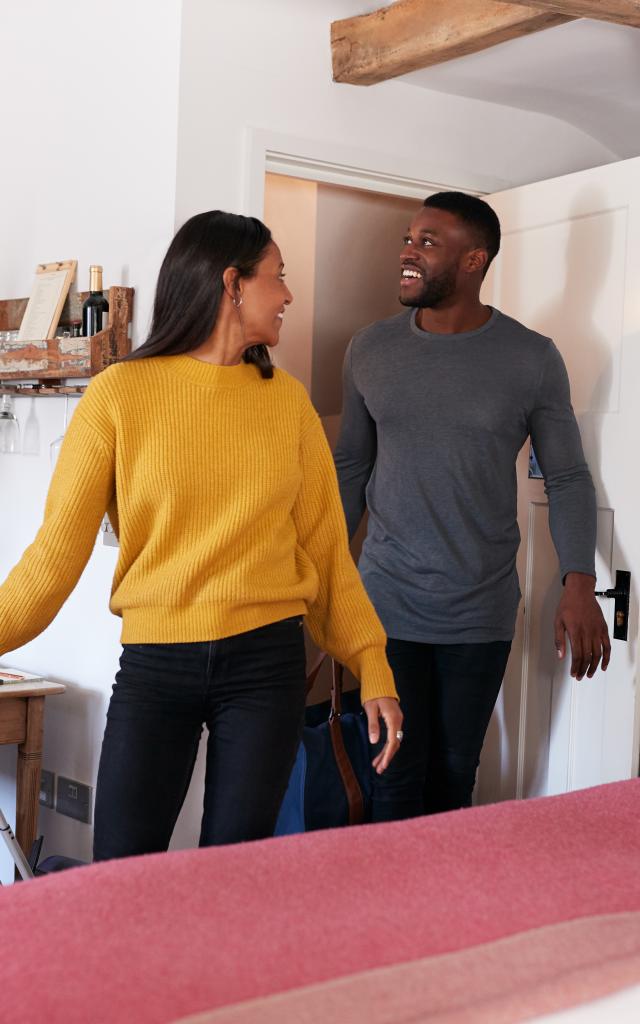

{"left": 475, "top": 156, "right": 640, "bottom": 804}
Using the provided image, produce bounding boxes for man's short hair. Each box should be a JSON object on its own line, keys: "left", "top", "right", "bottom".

{"left": 423, "top": 192, "right": 501, "bottom": 275}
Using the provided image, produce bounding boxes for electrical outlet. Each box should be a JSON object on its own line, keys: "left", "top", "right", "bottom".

{"left": 101, "top": 515, "right": 119, "bottom": 548}
{"left": 56, "top": 776, "right": 93, "bottom": 824}
{"left": 39, "top": 769, "right": 55, "bottom": 809}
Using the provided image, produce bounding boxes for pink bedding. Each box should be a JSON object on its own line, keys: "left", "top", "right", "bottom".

{"left": 176, "top": 911, "right": 640, "bottom": 1024}
{"left": 0, "top": 780, "right": 638, "bottom": 1023}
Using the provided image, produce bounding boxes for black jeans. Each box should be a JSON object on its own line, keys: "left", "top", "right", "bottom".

{"left": 372, "top": 638, "right": 511, "bottom": 822}
{"left": 93, "top": 617, "right": 306, "bottom": 861}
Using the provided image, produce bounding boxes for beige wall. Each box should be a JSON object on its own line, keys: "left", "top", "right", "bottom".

{"left": 312, "top": 185, "right": 416, "bottom": 418}
{"left": 263, "top": 175, "right": 317, "bottom": 394}
{"left": 264, "top": 173, "right": 417, "bottom": 425}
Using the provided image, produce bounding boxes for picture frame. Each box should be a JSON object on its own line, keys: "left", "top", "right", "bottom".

{"left": 17, "top": 260, "right": 77, "bottom": 342}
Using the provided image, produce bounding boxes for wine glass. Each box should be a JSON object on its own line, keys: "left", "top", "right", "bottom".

{"left": 50, "top": 395, "right": 70, "bottom": 470}
{"left": 22, "top": 397, "right": 40, "bottom": 456}
{"left": 0, "top": 395, "right": 21, "bottom": 454}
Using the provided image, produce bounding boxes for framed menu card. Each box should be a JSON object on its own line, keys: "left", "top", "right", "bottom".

{"left": 17, "top": 260, "right": 77, "bottom": 342}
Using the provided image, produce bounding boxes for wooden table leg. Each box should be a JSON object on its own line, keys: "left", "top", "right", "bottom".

{"left": 15, "top": 695, "right": 44, "bottom": 862}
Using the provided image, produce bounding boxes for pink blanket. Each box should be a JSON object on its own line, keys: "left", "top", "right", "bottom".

{"left": 0, "top": 780, "right": 638, "bottom": 1023}
{"left": 176, "top": 911, "right": 640, "bottom": 1023}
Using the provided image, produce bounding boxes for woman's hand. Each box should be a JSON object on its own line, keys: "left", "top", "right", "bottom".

{"left": 363, "top": 697, "right": 404, "bottom": 774}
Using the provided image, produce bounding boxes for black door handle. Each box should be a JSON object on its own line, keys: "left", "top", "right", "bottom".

{"left": 595, "top": 570, "right": 630, "bottom": 641}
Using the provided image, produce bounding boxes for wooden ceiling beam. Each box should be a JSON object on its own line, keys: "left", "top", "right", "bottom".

{"left": 508, "top": 1, "right": 640, "bottom": 28}
{"left": 331, "top": 0, "right": 573, "bottom": 86}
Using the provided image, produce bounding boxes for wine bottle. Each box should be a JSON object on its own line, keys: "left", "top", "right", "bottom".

{"left": 82, "top": 265, "right": 109, "bottom": 337}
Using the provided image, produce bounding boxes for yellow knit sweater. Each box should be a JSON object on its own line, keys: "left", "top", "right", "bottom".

{"left": 0, "top": 355, "right": 397, "bottom": 703}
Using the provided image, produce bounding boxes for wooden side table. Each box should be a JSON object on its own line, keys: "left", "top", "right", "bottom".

{"left": 0, "top": 679, "right": 65, "bottom": 859}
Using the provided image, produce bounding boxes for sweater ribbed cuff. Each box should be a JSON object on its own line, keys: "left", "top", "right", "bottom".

{"left": 344, "top": 646, "right": 399, "bottom": 704}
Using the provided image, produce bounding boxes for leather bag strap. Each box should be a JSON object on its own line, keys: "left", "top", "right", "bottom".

{"left": 305, "top": 654, "right": 367, "bottom": 826}
{"left": 329, "top": 661, "right": 366, "bottom": 826}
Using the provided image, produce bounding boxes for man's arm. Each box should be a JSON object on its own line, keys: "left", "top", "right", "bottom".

{"left": 334, "top": 339, "right": 377, "bottom": 540}
{"left": 529, "top": 341, "right": 610, "bottom": 680}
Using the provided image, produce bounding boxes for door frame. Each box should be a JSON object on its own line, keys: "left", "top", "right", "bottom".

{"left": 242, "top": 127, "right": 495, "bottom": 216}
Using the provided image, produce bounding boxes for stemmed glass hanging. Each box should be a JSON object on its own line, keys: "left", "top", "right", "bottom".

{"left": 0, "top": 395, "right": 21, "bottom": 454}
{"left": 22, "top": 397, "right": 40, "bottom": 456}
{"left": 50, "top": 395, "right": 70, "bottom": 470}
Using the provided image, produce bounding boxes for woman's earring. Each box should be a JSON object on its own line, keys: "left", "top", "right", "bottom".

{"left": 233, "top": 296, "right": 243, "bottom": 307}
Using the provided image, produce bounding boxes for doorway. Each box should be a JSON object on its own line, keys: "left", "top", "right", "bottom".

{"left": 264, "top": 172, "right": 425, "bottom": 447}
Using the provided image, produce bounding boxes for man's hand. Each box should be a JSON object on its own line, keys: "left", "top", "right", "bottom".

{"left": 363, "top": 697, "right": 403, "bottom": 775}
{"left": 554, "top": 572, "right": 611, "bottom": 680}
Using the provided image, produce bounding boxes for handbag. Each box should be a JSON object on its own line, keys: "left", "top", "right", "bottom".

{"left": 274, "top": 656, "right": 372, "bottom": 835}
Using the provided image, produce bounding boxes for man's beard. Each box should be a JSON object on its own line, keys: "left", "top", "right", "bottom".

{"left": 399, "top": 267, "right": 458, "bottom": 308}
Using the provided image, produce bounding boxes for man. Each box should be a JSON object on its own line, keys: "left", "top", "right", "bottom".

{"left": 334, "top": 191, "right": 610, "bottom": 822}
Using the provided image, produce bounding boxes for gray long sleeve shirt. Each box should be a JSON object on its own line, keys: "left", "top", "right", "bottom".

{"left": 334, "top": 307, "right": 596, "bottom": 644}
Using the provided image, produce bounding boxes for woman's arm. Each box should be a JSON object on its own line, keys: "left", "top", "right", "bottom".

{"left": 0, "top": 406, "right": 115, "bottom": 656}
{"left": 292, "top": 398, "right": 397, "bottom": 705}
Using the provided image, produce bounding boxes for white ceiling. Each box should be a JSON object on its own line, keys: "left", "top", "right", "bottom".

{"left": 400, "top": 19, "right": 640, "bottom": 158}
{"left": 332, "top": 5, "right": 640, "bottom": 159}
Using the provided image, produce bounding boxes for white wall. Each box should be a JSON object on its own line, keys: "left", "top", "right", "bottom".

{"left": 0, "top": 0, "right": 181, "bottom": 881}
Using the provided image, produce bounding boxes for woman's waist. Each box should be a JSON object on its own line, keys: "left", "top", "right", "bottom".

{"left": 118, "top": 598, "right": 309, "bottom": 645}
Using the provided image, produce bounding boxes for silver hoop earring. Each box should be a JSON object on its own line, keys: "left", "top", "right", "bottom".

{"left": 233, "top": 296, "right": 243, "bottom": 307}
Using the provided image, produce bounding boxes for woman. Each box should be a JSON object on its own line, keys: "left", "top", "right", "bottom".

{"left": 0, "top": 211, "right": 402, "bottom": 860}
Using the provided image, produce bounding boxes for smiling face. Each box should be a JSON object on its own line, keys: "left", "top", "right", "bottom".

{"left": 399, "top": 206, "right": 486, "bottom": 309}
{"left": 236, "top": 241, "right": 292, "bottom": 348}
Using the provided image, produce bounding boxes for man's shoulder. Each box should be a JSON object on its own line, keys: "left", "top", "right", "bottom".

{"left": 492, "top": 309, "right": 553, "bottom": 353}
{"left": 351, "top": 309, "right": 413, "bottom": 351}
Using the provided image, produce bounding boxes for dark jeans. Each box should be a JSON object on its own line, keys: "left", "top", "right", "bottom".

{"left": 372, "top": 638, "right": 511, "bottom": 822}
{"left": 93, "top": 616, "right": 306, "bottom": 861}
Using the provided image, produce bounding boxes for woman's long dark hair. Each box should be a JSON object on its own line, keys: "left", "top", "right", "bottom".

{"left": 127, "top": 210, "right": 274, "bottom": 378}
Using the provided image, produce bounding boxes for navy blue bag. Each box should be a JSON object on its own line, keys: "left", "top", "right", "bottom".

{"left": 275, "top": 658, "right": 372, "bottom": 835}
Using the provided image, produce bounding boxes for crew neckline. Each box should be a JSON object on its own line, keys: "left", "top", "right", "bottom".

{"left": 169, "top": 355, "right": 265, "bottom": 389}
{"left": 409, "top": 306, "right": 499, "bottom": 341}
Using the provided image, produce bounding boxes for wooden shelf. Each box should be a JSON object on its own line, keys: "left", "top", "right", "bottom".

{"left": 0, "top": 285, "right": 134, "bottom": 396}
